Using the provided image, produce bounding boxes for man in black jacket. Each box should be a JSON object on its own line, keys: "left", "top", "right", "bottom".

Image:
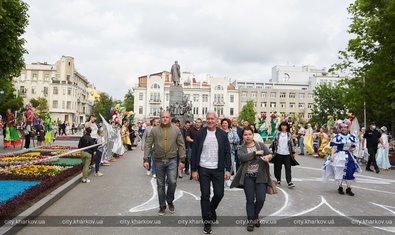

{"left": 363, "top": 122, "right": 381, "bottom": 173}
{"left": 191, "top": 111, "right": 231, "bottom": 234}
{"left": 78, "top": 127, "right": 96, "bottom": 183}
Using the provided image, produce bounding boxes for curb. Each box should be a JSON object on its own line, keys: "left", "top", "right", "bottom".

{"left": 0, "top": 171, "right": 87, "bottom": 235}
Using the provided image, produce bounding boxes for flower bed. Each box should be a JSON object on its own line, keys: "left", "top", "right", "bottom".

{"left": 0, "top": 145, "right": 84, "bottom": 218}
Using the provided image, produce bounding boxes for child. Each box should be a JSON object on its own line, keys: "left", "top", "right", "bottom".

{"left": 95, "top": 129, "right": 105, "bottom": 176}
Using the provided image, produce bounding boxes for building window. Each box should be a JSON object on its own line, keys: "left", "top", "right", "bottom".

{"left": 193, "top": 94, "right": 199, "bottom": 102}
{"left": 31, "top": 86, "right": 36, "bottom": 94}
{"left": 280, "top": 92, "right": 286, "bottom": 98}
{"left": 32, "top": 74, "right": 38, "bottom": 80}
{"left": 150, "top": 92, "right": 160, "bottom": 102}
{"left": 52, "top": 100, "right": 58, "bottom": 108}
{"left": 166, "top": 94, "right": 169, "bottom": 102}
{"left": 308, "top": 93, "right": 313, "bottom": 99}
{"left": 203, "top": 94, "right": 208, "bottom": 102}
{"left": 229, "top": 95, "right": 234, "bottom": 103}
{"left": 299, "top": 113, "right": 305, "bottom": 119}
{"left": 43, "top": 87, "right": 48, "bottom": 96}
{"left": 230, "top": 108, "right": 234, "bottom": 116}
{"left": 139, "top": 93, "right": 143, "bottom": 101}
{"left": 214, "top": 94, "right": 224, "bottom": 103}
{"left": 270, "top": 92, "right": 276, "bottom": 98}
{"left": 193, "top": 107, "right": 199, "bottom": 115}
{"left": 251, "top": 91, "right": 257, "bottom": 97}
{"left": 241, "top": 91, "right": 247, "bottom": 97}
{"left": 139, "top": 106, "right": 143, "bottom": 114}
{"left": 308, "top": 113, "right": 313, "bottom": 119}
{"left": 151, "top": 83, "right": 160, "bottom": 89}
{"left": 270, "top": 102, "right": 276, "bottom": 108}
{"left": 214, "top": 107, "right": 223, "bottom": 117}
{"left": 289, "top": 93, "right": 296, "bottom": 98}
{"left": 202, "top": 107, "right": 208, "bottom": 115}
{"left": 261, "top": 102, "right": 267, "bottom": 108}
{"left": 280, "top": 102, "right": 286, "bottom": 108}
{"left": 289, "top": 102, "right": 295, "bottom": 108}
{"left": 261, "top": 92, "right": 267, "bottom": 98}
{"left": 308, "top": 103, "right": 313, "bottom": 109}
{"left": 215, "top": 85, "right": 224, "bottom": 90}
{"left": 299, "top": 93, "right": 305, "bottom": 99}
{"left": 298, "top": 103, "right": 305, "bottom": 108}
{"left": 44, "top": 74, "right": 49, "bottom": 81}
{"left": 68, "top": 87, "right": 72, "bottom": 95}
{"left": 53, "top": 86, "right": 58, "bottom": 95}
{"left": 67, "top": 101, "right": 71, "bottom": 109}
{"left": 63, "top": 87, "right": 66, "bottom": 95}
{"left": 62, "top": 101, "right": 65, "bottom": 109}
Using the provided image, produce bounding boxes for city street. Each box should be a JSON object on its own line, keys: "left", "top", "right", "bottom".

{"left": 8, "top": 141, "right": 395, "bottom": 235}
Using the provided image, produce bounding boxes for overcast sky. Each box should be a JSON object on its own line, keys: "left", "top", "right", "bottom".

{"left": 23, "top": 0, "right": 354, "bottom": 99}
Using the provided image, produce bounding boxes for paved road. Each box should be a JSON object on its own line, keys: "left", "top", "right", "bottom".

{"left": 11, "top": 142, "right": 395, "bottom": 235}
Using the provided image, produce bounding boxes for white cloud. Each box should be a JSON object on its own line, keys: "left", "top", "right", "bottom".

{"left": 23, "top": 0, "right": 353, "bottom": 99}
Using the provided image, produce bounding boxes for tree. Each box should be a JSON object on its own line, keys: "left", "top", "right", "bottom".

{"left": 0, "top": 0, "right": 29, "bottom": 79}
{"left": 310, "top": 83, "right": 348, "bottom": 126}
{"left": 0, "top": 0, "right": 29, "bottom": 117}
{"left": 334, "top": 0, "right": 395, "bottom": 134}
{"left": 92, "top": 92, "right": 114, "bottom": 121}
{"left": 123, "top": 89, "right": 134, "bottom": 111}
{"left": 238, "top": 100, "right": 257, "bottom": 125}
{"left": 30, "top": 97, "right": 48, "bottom": 120}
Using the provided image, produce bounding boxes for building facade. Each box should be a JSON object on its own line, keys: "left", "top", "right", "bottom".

{"left": 13, "top": 56, "right": 94, "bottom": 124}
{"left": 133, "top": 71, "right": 239, "bottom": 122}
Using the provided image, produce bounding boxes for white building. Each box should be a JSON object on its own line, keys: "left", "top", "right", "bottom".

{"left": 133, "top": 71, "right": 239, "bottom": 122}
{"left": 13, "top": 56, "right": 94, "bottom": 124}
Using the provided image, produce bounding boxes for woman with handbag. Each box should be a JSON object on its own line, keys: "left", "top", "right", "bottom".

{"left": 271, "top": 121, "right": 298, "bottom": 188}
{"left": 230, "top": 126, "right": 272, "bottom": 232}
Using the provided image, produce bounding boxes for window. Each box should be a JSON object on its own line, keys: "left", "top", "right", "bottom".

{"left": 298, "top": 103, "right": 305, "bottom": 108}
{"left": 193, "top": 107, "right": 199, "bottom": 115}
{"left": 308, "top": 113, "right": 313, "bottom": 119}
{"left": 215, "top": 85, "right": 224, "bottom": 90}
{"left": 32, "top": 74, "right": 38, "bottom": 80}
{"left": 139, "top": 106, "right": 143, "bottom": 114}
{"left": 230, "top": 108, "right": 234, "bottom": 116}
{"left": 299, "top": 113, "right": 305, "bottom": 119}
{"left": 166, "top": 94, "right": 169, "bottom": 102}
{"left": 43, "top": 87, "right": 48, "bottom": 96}
{"left": 299, "top": 93, "right": 305, "bottom": 99}
{"left": 214, "top": 94, "right": 224, "bottom": 103}
{"left": 251, "top": 91, "right": 257, "bottom": 97}
{"left": 261, "top": 102, "right": 267, "bottom": 108}
{"left": 52, "top": 100, "right": 58, "bottom": 108}
{"left": 230, "top": 95, "right": 234, "bottom": 103}
{"left": 280, "top": 92, "right": 286, "bottom": 98}
{"left": 139, "top": 93, "right": 143, "bottom": 101}
{"left": 53, "top": 86, "right": 58, "bottom": 95}
{"left": 62, "top": 101, "right": 65, "bottom": 109}
{"left": 280, "top": 102, "right": 286, "bottom": 108}
{"left": 261, "top": 92, "right": 267, "bottom": 98}
{"left": 63, "top": 87, "right": 66, "bottom": 95}
{"left": 19, "top": 86, "right": 26, "bottom": 94}
{"left": 31, "top": 86, "right": 36, "bottom": 94}
{"left": 214, "top": 107, "right": 223, "bottom": 117}
{"left": 67, "top": 101, "right": 71, "bottom": 109}
{"left": 202, "top": 107, "right": 208, "bottom": 115}
{"left": 203, "top": 94, "right": 209, "bottom": 102}
{"left": 308, "top": 103, "right": 313, "bottom": 109}
{"left": 151, "top": 83, "right": 160, "bottom": 89}
{"left": 68, "top": 87, "right": 72, "bottom": 95}
{"left": 308, "top": 93, "right": 313, "bottom": 99}
{"left": 241, "top": 91, "right": 247, "bottom": 97}
{"left": 270, "top": 102, "right": 276, "bottom": 108}
{"left": 289, "top": 93, "right": 296, "bottom": 98}
{"left": 289, "top": 102, "right": 295, "bottom": 108}
{"left": 44, "top": 74, "right": 49, "bottom": 81}
{"left": 193, "top": 94, "right": 199, "bottom": 102}
{"left": 150, "top": 92, "right": 160, "bottom": 102}
{"left": 290, "top": 112, "right": 295, "bottom": 116}
{"left": 270, "top": 92, "right": 276, "bottom": 98}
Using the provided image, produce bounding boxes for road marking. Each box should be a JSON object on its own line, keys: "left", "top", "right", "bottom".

{"left": 370, "top": 202, "right": 395, "bottom": 215}
{"left": 270, "top": 187, "right": 289, "bottom": 216}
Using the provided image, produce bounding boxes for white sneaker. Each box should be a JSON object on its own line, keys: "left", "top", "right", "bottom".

{"left": 226, "top": 180, "right": 232, "bottom": 187}
{"left": 146, "top": 171, "right": 151, "bottom": 176}
{"left": 82, "top": 178, "right": 91, "bottom": 183}
{"left": 152, "top": 174, "right": 156, "bottom": 178}
{"left": 95, "top": 172, "right": 104, "bottom": 177}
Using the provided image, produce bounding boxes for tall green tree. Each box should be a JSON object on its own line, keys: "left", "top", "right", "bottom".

{"left": 92, "top": 92, "right": 114, "bottom": 121}
{"left": 310, "top": 83, "right": 348, "bottom": 125}
{"left": 0, "top": 0, "right": 29, "bottom": 116}
{"left": 123, "top": 89, "right": 134, "bottom": 111}
{"left": 30, "top": 97, "right": 48, "bottom": 120}
{"left": 238, "top": 100, "right": 257, "bottom": 125}
{"left": 334, "top": 0, "right": 395, "bottom": 133}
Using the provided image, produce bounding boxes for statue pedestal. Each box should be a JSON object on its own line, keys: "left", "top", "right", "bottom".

{"left": 169, "top": 85, "right": 193, "bottom": 126}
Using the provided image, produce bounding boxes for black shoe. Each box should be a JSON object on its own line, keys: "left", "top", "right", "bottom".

{"left": 178, "top": 175, "right": 183, "bottom": 179}
{"left": 203, "top": 224, "right": 212, "bottom": 234}
{"left": 277, "top": 181, "right": 281, "bottom": 186}
{"left": 211, "top": 209, "right": 217, "bottom": 223}
{"left": 158, "top": 206, "right": 166, "bottom": 216}
{"left": 185, "top": 171, "right": 190, "bottom": 175}
{"left": 376, "top": 169, "right": 380, "bottom": 174}
{"left": 254, "top": 218, "right": 260, "bottom": 228}
{"left": 366, "top": 168, "right": 373, "bottom": 172}
{"left": 168, "top": 203, "right": 175, "bottom": 213}
{"left": 338, "top": 186, "right": 345, "bottom": 195}
{"left": 288, "top": 182, "right": 295, "bottom": 188}
{"left": 346, "top": 187, "right": 355, "bottom": 196}
{"left": 247, "top": 222, "right": 254, "bottom": 232}
{"left": 299, "top": 153, "right": 304, "bottom": 156}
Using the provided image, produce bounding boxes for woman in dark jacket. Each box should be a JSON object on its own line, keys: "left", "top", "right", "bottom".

{"left": 271, "top": 121, "right": 297, "bottom": 188}
{"left": 230, "top": 126, "right": 272, "bottom": 232}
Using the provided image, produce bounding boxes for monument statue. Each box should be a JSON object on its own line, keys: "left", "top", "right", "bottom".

{"left": 170, "top": 60, "right": 181, "bottom": 86}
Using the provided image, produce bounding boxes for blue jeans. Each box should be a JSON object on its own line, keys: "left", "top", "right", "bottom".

{"left": 95, "top": 150, "right": 103, "bottom": 173}
{"left": 150, "top": 150, "right": 156, "bottom": 175}
{"left": 243, "top": 176, "right": 267, "bottom": 221}
{"left": 198, "top": 167, "right": 225, "bottom": 224}
{"left": 155, "top": 158, "right": 178, "bottom": 208}
{"left": 299, "top": 136, "right": 304, "bottom": 154}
